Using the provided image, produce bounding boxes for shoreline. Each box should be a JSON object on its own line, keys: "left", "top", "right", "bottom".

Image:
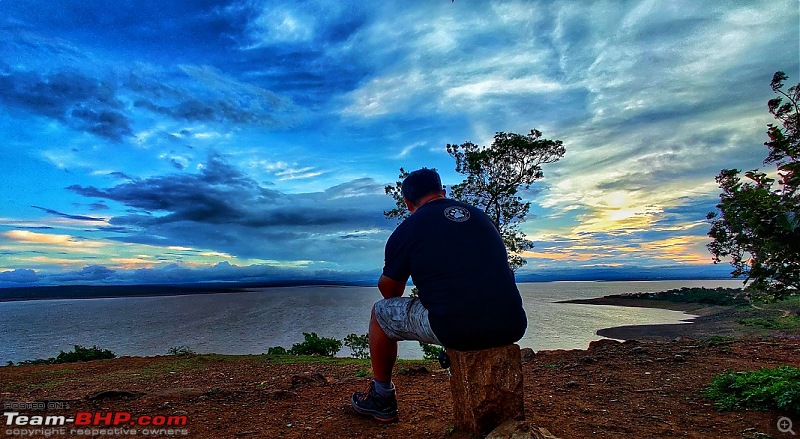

{"left": 562, "top": 296, "right": 751, "bottom": 341}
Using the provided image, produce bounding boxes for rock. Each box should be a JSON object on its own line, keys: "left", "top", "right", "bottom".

{"left": 581, "top": 356, "right": 597, "bottom": 364}
{"left": 588, "top": 339, "right": 621, "bottom": 351}
{"left": 673, "top": 354, "right": 686, "bottom": 363}
{"left": 486, "top": 420, "right": 561, "bottom": 439}
{"left": 290, "top": 372, "right": 327, "bottom": 387}
{"left": 631, "top": 346, "right": 648, "bottom": 355}
{"left": 448, "top": 344, "right": 525, "bottom": 437}
{"left": 565, "top": 381, "right": 580, "bottom": 388}
{"left": 520, "top": 348, "right": 536, "bottom": 363}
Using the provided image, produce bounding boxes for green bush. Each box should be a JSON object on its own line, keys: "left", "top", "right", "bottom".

{"left": 420, "top": 342, "right": 444, "bottom": 361}
{"left": 16, "top": 345, "right": 116, "bottom": 366}
{"left": 343, "top": 333, "right": 370, "bottom": 359}
{"left": 704, "top": 366, "right": 800, "bottom": 414}
{"left": 54, "top": 345, "right": 115, "bottom": 363}
{"left": 288, "top": 332, "right": 342, "bottom": 357}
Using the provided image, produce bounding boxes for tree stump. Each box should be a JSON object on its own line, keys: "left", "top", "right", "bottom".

{"left": 447, "top": 344, "right": 526, "bottom": 437}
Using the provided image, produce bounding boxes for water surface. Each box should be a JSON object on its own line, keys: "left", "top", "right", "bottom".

{"left": 0, "top": 280, "right": 742, "bottom": 362}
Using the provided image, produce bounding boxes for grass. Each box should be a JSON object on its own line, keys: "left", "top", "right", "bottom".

{"left": 704, "top": 366, "right": 800, "bottom": 414}
{"left": 738, "top": 296, "right": 800, "bottom": 333}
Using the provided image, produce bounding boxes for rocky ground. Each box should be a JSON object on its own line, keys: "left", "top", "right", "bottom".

{"left": 1, "top": 335, "right": 798, "bottom": 438}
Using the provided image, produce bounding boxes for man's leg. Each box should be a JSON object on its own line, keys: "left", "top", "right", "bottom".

{"left": 369, "top": 307, "right": 397, "bottom": 383}
{"left": 352, "top": 297, "right": 440, "bottom": 422}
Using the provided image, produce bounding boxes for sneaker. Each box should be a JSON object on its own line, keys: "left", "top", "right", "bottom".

{"left": 350, "top": 380, "right": 399, "bottom": 423}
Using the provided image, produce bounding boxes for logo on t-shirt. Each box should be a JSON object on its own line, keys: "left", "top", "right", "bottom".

{"left": 444, "top": 206, "right": 470, "bottom": 222}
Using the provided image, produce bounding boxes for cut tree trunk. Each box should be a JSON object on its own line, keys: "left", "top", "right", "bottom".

{"left": 447, "top": 344, "right": 526, "bottom": 437}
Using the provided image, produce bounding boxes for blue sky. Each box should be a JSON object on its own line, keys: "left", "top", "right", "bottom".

{"left": 0, "top": 1, "right": 798, "bottom": 286}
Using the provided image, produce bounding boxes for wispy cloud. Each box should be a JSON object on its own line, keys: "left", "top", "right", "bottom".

{"left": 3, "top": 230, "right": 103, "bottom": 248}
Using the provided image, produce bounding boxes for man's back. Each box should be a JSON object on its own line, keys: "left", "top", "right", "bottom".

{"left": 382, "top": 198, "right": 527, "bottom": 350}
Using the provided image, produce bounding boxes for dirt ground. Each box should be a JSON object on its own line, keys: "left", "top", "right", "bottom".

{"left": 2, "top": 334, "right": 799, "bottom": 439}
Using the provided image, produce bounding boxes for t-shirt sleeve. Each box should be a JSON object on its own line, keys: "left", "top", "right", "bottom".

{"left": 382, "top": 228, "right": 410, "bottom": 282}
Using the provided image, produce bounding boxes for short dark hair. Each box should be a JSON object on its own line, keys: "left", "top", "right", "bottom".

{"left": 401, "top": 168, "right": 443, "bottom": 206}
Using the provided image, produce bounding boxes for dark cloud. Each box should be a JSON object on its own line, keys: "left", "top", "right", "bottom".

{"left": 0, "top": 67, "right": 132, "bottom": 141}
{"left": 32, "top": 206, "right": 105, "bottom": 222}
{"left": 169, "top": 159, "right": 185, "bottom": 170}
{"left": 69, "top": 154, "right": 278, "bottom": 217}
{"left": 68, "top": 154, "right": 393, "bottom": 261}
{"left": 50, "top": 265, "right": 116, "bottom": 283}
{"left": 0, "top": 268, "right": 38, "bottom": 284}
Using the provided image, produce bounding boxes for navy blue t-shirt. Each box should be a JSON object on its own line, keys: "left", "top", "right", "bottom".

{"left": 382, "top": 198, "right": 527, "bottom": 350}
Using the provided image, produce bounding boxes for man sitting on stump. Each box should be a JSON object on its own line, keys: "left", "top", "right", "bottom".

{"left": 351, "top": 168, "right": 528, "bottom": 423}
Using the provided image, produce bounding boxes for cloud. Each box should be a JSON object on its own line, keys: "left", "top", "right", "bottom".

{"left": 0, "top": 67, "right": 133, "bottom": 141}
{"left": 0, "top": 259, "right": 377, "bottom": 288}
{"left": 67, "top": 154, "right": 394, "bottom": 264}
{"left": 4, "top": 230, "right": 82, "bottom": 246}
{"left": 32, "top": 206, "right": 105, "bottom": 222}
{"left": 0, "top": 268, "right": 38, "bottom": 285}
{"left": 1, "top": 27, "right": 300, "bottom": 144}
{"left": 50, "top": 265, "right": 116, "bottom": 283}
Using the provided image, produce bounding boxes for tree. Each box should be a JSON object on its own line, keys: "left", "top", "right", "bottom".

{"left": 385, "top": 129, "right": 565, "bottom": 271}
{"left": 707, "top": 71, "right": 800, "bottom": 300}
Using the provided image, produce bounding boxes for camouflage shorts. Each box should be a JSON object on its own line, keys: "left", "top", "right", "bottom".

{"left": 373, "top": 297, "right": 442, "bottom": 345}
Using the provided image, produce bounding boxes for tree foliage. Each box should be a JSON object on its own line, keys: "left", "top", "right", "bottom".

{"left": 288, "top": 332, "right": 342, "bottom": 357}
{"left": 707, "top": 71, "right": 800, "bottom": 300}
{"left": 385, "top": 129, "right": 565, "bottom": 271}
{"left": 343, "top": 333, "right": 370, "bottom": 359}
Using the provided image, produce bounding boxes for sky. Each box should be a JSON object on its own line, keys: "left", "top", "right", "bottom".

{"left": 0, "top": 0, "right": 798, "bottom": 287}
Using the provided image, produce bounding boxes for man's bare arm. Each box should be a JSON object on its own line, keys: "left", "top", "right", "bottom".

{"left": 378, "top": 275, "right": 405, "bottom": 299}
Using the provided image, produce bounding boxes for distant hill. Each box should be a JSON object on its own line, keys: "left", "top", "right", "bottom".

{"left": 0, "top": 279, "right": 368, "bottom": 302}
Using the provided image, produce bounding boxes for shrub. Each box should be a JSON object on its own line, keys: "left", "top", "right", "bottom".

{"left": 288, "top": 332, "right": 342, "bottom": 357}
{"left": 343, "top": 333, "right": 370, "bottom": 359}
{"left": 704, "top": 366, "right": 800, "bottom": 414}
{"left": 16, "top": 345, "right": 116, "bottom": 366}
{"left": 167, "top": 345, "right": 196, "bottom": 356}
{"left": 420, "top": 342, "right": 444, "bottom": 361}
{"left": 54, "top": 345, "right": 115, "bottom": 363}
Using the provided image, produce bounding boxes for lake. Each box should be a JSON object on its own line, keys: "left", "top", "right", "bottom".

{"left": 0, "top": 280, "right": 743, "bottom": 362}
